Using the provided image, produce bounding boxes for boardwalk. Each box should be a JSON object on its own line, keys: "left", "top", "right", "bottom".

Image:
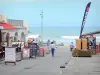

{"left": 0, "top": 46, "right": 71, "bottom": 75}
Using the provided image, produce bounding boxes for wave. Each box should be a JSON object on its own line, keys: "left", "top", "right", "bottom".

{"left": 61, "top": 36, "right": 79, "bottom": 39}
{"left": 61, "top": 36, "right": 100, "bottom": 39}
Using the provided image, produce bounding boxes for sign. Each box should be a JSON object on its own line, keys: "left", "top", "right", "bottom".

{"left": 87, "top": 37, "right": 96, "bottom": 50}
{"left": 29, "top": 44, "right": 37, "bottom": 57}
{"left": 5, "top": 47, "right": 16, "bottom": 62}
{"left": 23, "top": 48, "right": 30, "bottom": 58}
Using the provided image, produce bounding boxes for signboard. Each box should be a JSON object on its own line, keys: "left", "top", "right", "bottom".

{"left": 29, "top": 44, "right": 37, "bottom": 58}
{"left": 87, "top": 37, "right": 96, "bottom": 50}
{"left": 87, "top": 37, "right": 96, "bottom": 54}
{"left": 23, "top": 48, "right": 30, "bottom": 58}
{"left": 5, "top": 47, "right": 16, "bottom": 62}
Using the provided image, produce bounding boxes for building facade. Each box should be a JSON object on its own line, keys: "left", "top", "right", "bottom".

{"left": 0, "top": 14, "right": 28, "bottom": 46}
{"left": 7, "top": 19, "right": 28, "bottom": 34}
{"left": 1, "top": 28, "right": 26, "bottom": 42}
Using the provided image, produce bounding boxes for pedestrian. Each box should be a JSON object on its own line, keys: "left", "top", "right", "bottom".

{"left": 47, "top": 40, "right": 50, "bottom": 53}
{"left": 70, "top": 42, "right": 74, "bottom": 51}
{"left": 50, "top": 42, "right": 56, "bottom": 57}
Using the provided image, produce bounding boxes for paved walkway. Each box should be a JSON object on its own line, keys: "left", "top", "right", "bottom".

{"left": 62, "top": 55, "right": 100, "bottom": 75}
{"left": 0, "top": 46, "right": 71, "bottom": 75}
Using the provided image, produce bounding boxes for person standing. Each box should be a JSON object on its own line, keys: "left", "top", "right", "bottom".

{"left": 33, "top": 43, "right": 38, "bottom": 59}
{"left": 47, "top": 40, "right": 50, "bottom": 53}
{"left": 50, "top": 42, "right": 56, "bottom": 57}
{"left": 70, "top": 42, "right": 74, "bottom": 51}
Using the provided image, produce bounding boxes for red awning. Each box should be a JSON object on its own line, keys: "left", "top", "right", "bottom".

{"left": 0, "top": 22, "right": 15, "bottom": 29}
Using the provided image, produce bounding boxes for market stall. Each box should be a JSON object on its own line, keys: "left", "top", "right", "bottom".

{"left": 0, "top": 22, "right": 15, "bottom": 60}
{"left": 5, "top": 43, "right": 23, "bottom": 65}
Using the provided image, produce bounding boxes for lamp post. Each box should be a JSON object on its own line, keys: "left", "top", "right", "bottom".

{"left": 40, "top": 10, "right": 43, "bottom": 43}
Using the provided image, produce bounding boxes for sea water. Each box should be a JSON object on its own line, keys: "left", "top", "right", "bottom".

{"left": 28, "top": 26, "right": 100, "bottom": 44}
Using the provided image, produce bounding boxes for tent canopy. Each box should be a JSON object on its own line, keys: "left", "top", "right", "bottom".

{"left": 26, "top": 34, "right": 40, "bottom": 39}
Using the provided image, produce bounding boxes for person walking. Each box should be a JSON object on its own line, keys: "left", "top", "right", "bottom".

{"left": 50, "top": 42, "right": 56, "bottom": 57}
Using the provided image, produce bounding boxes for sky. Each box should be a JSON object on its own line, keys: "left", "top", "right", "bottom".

{"left": 0, "top": 0, "right": 100, "bottom": 27}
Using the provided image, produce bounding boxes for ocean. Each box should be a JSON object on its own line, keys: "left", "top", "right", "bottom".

{"left": 28, "top": 26, "right": 100, "bottom": 44}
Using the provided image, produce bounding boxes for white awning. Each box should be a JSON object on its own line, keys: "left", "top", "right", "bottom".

{"left": 26, "top": 34, "right": 40, "bottom": 38}
{"left": 61, "top": 36, "right": 79, "bottom": 39}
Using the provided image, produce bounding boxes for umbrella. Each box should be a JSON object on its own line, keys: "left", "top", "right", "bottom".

{"left": 0, "top": 22, "right": 15, "bottom": 29}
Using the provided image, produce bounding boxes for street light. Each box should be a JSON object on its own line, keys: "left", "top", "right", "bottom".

{"left": 40, "top": 10, "right": 43, "bottom": 43}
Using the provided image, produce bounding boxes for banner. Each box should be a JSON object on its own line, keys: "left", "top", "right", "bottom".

{"left": 23, "top": 48, "right": 30, "bottom": 58}
{"left": 87, "top": 37, "right": 96, "bottom": 50}
{"left": 79, "top": 2, "right": 91, "bottom": 38}
{"left": 5, "top": 47, "right": 16, "bottom": 62}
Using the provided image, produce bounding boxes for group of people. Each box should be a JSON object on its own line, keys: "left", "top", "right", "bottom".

{"left": 28, "top": 40, "right": 39, "bottom": 59}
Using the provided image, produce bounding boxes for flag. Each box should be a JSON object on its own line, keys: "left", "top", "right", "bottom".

{"left": 79, "top": 2, "right": 91, "bottom": 38}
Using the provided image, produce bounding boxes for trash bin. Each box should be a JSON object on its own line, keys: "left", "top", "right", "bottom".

{"left": 38, "top": 47, "right": 44, "bottom": 57}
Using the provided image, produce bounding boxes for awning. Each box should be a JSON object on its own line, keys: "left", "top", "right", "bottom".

{"left": 26, "top": 34, "right": 40, "bottom": 38}
{"left": 0, "top": 22, "right": 15, "bottom": 29}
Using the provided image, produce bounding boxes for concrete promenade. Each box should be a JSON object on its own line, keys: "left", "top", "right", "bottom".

{"left": 62, "top": 55, "right": 100, "bottom": 75}
{"left": 0, "top": 46, "right": 71, "bottom": 75}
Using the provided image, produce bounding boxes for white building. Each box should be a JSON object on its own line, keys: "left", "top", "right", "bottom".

{"left": 7, "top": 19, "right": 28, "bottom": 42}
{"left": 7, "top": 19, "right": 28, "bottom": 29}
{"left": 0, "top": 14, "right": 28, "bottom": 46}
